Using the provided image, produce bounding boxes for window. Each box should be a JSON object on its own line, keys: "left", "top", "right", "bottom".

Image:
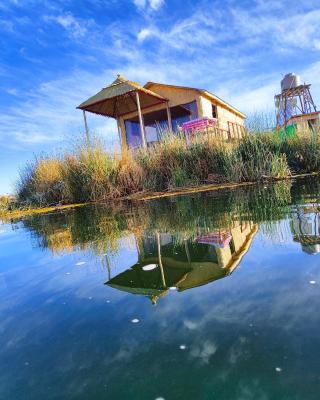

{"left": 229, "top": 238, "right": 235, "bottom": 254}
{"left": 212, "top": 104, "right": 217, "bottom": 119}
{"left": 308, "top": 119, "right": 316, "bottom": 132}
{"left": 181, "top": 101, "right": 198, "bottom": 120}
{"left": 125, "top": 120, "right": 142, "bottom": 149}
{"left": 124, "top": 101, "right": 199, "bottom": 148}
{"left": 172, "top": 101, "right": 198, "bottom": 131}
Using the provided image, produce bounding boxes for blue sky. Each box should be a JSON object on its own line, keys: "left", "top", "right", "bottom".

{"left": 1, "top": 0, "right": 320, "bottom": 194}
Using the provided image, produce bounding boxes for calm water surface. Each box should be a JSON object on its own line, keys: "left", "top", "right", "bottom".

{"left": 1, "top": 179, "right": 320, "bottom": 400}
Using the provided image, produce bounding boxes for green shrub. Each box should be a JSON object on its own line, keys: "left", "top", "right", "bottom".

{"left": 14, "top": 126, "right": 320, "bottom": 207}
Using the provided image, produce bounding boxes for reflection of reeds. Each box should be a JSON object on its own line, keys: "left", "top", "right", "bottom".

{"left": 46, "top": 228, "right": 74, "bottom": 254}
{"left": 15, "top": 179, "right": 317, "bottom": 256}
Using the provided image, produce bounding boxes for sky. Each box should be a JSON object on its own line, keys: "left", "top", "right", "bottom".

{"left": 0, "top": 0, "right": 320, "bottom": 194}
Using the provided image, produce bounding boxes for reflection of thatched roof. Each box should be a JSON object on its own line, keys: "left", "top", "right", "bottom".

{"left": 77, "top": 75, "right": 167, "bottom": 118}
{"left": 106, "top": 262, "right": 190, "bottom": 297}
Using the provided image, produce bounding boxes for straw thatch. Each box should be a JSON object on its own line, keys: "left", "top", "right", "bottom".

{"left": 77, "top": 75, "right": 167, "bottom": 118}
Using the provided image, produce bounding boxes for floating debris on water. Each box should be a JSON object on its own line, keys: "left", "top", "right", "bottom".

{"left": 88, "top": 297, "right": 93, "bottom": 300}
{"left": 24, "top": 362, "right": 29, "bottom": 366}
{"left": 76, "top": 261, "right": 86, "bottom": 266}
{"left": 169, "top": 287, "right": 177, "bottom": 291}
{"left": 275, "top": 367, "right": 282, "bottom": 372}
{"left": 66, "top": 272, "right": 71, "bottom": 275}
{"left": 142, "top": 264, "right": 158, "bottom": 271}
{"left": 106, "top": 300, "right": 110, "bottom": 303}
{"left": 131, "top": 318, "right": 140, "bottom": 324}
{"left": 309, "top": 280, "right": 316, "bottom": 284}
{"left": 179, "top": 344, "right": 187, "bottom": 350}
{"left": 155, "top": 397, "right": 165, "bottom": 400}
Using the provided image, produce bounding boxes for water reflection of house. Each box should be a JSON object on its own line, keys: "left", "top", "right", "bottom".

{"left": 106, "top": 222, "right": 257, "bottom": 303}
{"left": 291, "top": 210, "right": 320, "bottom": 254}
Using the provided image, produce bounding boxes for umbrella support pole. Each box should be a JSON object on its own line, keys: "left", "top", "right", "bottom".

{"left": 136, "top": 91, "right": 147, "bottom": 148}
{"left": 156, "top": 232, "right": 166, "bottom": 287}
{"left": 83, "top": 110, "right": 90, "bottom": 143}
{"left": 166, "top": 102, "right": 173, "bottom": 132}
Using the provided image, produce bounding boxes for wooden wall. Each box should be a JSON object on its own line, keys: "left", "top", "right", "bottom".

{"left": 119, "top": 85, "right": 246, "bottom": 154}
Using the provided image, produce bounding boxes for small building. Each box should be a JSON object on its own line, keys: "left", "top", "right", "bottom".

{"left": 287, "top": 112, "right": 320, "bottom": 134}
{"left": 77, "top": 75, "right": 246, "bottom": 155}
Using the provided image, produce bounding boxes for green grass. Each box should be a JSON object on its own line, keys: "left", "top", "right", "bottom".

{"left": 8, "top": 126, "right": 320, "bottom": 208}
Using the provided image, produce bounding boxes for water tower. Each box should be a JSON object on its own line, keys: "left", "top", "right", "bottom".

{"left": 274, "top": 73, "right": 317, "bottom": 127}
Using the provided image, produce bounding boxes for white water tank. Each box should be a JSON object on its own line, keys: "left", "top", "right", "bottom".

{"left": 281, "top": 73, "right": 301, "bottom": 91}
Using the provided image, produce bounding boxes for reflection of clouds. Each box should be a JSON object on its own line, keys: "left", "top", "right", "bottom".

{"left": 183, "top": 319, "right": 198, "bottom": 330}
{"left": 103, "top": 338, "right": 141, "bottom": 366}
{"left": 228, "top": 336, "right": 247, "bottom": 365}
{"left": 190, "top": 340, "right": 217, "bottom": 364}
{"left": 236, "top": 382, "right": 268, "bottom": 400}
{"left": 2, "top": 207, "right": 320, "bottom": 398}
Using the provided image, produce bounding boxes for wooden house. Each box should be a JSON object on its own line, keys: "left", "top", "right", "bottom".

{"left": 78, "top": 75, "right": 246, "bottom": 155}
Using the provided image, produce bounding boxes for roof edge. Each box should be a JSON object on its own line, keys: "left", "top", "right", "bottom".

{"left": 144, "top": 82, "right": 246, "bottom": 119}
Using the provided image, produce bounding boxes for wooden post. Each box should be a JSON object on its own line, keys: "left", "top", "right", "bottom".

{"left": 83, "top": 110, "right": 90, "bottom": 143}
{"left": 166, "top": 102, "right": 173, "bottom": 132}
{"left": 156, "top": 232, "right": 166, "bottom": 288}
{"left": 116, "top": 118, "right": 123, "bottom": 152}
{"left": 135, "top": 91, "right": 147, "bottom": 148}
{"left": 184, "top": 239, "right": 191, "bottom": 265}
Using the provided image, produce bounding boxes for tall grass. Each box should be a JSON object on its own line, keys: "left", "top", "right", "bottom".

{"left": 14, "top": 127, "right": 320, "bottom": 207}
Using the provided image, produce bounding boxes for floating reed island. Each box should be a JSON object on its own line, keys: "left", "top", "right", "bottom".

{"left": 0, "top": 127, "right": 317, "bottom": 216}
{"left": 2, "top": 74, "right": 320, "bottom": 217}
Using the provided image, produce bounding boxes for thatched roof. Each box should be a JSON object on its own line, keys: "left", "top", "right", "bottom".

{"left": 77, "top": 75, "right": 167, "bottom": 118}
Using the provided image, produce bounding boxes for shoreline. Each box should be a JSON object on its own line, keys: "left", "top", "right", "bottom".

{"left": 129, "top": 172, "right": 318, "bottom": 201}
{"left": 0, "top": 172, "right": 318, "bottom": 220}
{"left": 0, "top": 203, "right": 88, "bottom": 221}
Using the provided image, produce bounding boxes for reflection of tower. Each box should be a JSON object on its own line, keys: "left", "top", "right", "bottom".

{"left": 275, "top": 73, "right": 317, "bottom": 127}
{"left": 291, "top": 211, "right": 320, "bottom": 254}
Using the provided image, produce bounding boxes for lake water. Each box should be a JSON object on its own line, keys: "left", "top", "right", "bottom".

{"left": 1, "top": 178, "right": 320, "bottom": 400}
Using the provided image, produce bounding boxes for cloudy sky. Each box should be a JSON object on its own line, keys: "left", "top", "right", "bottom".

{"left": 1, "top": 0, "right": 320, "bottom": 193}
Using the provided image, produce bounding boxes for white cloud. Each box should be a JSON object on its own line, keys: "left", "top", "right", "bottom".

{"left": 2, "top": 0, "right": 320, "bottom": 152}
{"left": 0, "top": 69, "right": 118, "bottom": 149}
{"left": 137, "top": 27, "right": 155, "bottom": 42}
{"left": 149, "top": 0, "right": 164, "bottom": 10}
{"left": 133, "top": 0, "right": 164, "bottom": 11}
{"left": 0, "top": 18, "right": 14, "bottom": 32}
{"left": 44, "top": 13, "right": 89, "bottom": 39}
{"left": 134, "top": 0, "right": 146, "bottom": 7}
{"left": 230, "top": 8, "right": 320, "bottom": 52}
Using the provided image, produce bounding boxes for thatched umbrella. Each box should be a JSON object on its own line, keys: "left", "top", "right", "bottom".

{"left": 77, "top": 75, "right": 171, "bottom": 146}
